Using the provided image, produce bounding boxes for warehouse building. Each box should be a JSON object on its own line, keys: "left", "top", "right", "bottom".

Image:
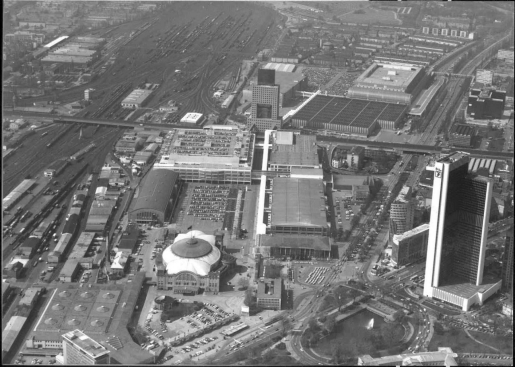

{"left": 154, "top": 125, "right": 254, "bottom": 184}
{"left": 43, "top": 35, "right": 69, "bottom": 49}
{"left": 40, "top": 55, "right": 92, "bottom": 69}
{"left": 269, "top": 178, "right": 329, "bottom": 237}
{"left": 449, "top": 124, "right": 475, "bottom": 148}
{"left": 121, "top": 89, "right": 153, "bottom": 109}
{"left": 347, "top": 62, "right": 427, "bottom": 104}
{"left": 23, "top": 274, "right": 155, "bottom": 364}
{"left": 180, "top": 113, "right": 206, "bottom": 126}
{"left": 290, "top": 94, "right": 407, "bottom": 135}
{"left": 268, "top": 132, "right": 320, "bottom": 172}
{"left": 129, "top": 170, "right": 181, "bottom": 225}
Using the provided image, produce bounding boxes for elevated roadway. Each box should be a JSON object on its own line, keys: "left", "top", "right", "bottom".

{"left": 7, "top": 112, "right": 513, "bottom": 160}
{"left": 316, "top": 135, "right": 514, "bottom": 159}
{"left": 3, "top": 111, "right": 203, "bottom": 131}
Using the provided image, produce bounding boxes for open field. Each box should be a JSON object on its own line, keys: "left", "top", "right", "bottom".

{"left": 338, "top": 7, "right": 402, "bottom": 26}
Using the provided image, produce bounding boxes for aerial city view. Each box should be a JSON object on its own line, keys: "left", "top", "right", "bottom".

{"left": 2, "top": 1, "right": 514, "bottom": 366}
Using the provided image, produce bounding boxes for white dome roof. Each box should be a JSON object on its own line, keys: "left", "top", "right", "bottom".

{"left": 162, "top": 230, "right": 220, "bottom": 276}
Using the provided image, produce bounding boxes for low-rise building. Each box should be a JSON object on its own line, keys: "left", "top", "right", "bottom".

{"left": 256, "top": 278, "right": 282, "bottom": 310}
{"left": 121, "top": 89, "right": 153, "bottom": 109}
{"left": 449, "top": 124, "right": 475, "bottom": 148}
{"left": 358, "top": 347, "right": 458, "bottom": 366}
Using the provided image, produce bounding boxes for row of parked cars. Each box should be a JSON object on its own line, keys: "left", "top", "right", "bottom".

{"left": 181, "top": 336, "right": 218, "bottom": 353}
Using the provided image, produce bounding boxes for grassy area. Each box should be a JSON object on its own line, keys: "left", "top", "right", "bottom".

{"left": 160, "top": 300, "right": 203, "bottom": 323}
{"left": 338, "top": 7, "right": 401, "bottom": 25}
{"left": 428, "top": 322, "right": 510, "bottom": 354}
{"left": 468, "top": 331, "right": 514, "bottom": 355}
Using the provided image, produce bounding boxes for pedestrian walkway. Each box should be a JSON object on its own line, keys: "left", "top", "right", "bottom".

{"left": 463, "top": 329, "right": 501, "bottom": 353}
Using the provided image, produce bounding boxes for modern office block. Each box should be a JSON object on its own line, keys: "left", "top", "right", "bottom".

{"left": 62, "top": 329, "right": 110, "bottom": 365}
{"left": 248, "top": 69, "right": 282, "bottom": 132}
{"left": 423, "top": 152, "right": 501, "bottom": 311}
{"left": 390, "top": 186, "right": 415, "bottom": 235}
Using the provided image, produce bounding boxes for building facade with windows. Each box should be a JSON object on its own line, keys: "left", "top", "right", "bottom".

{"left": 62, "top": 329, "right": 110, "bottom": 365}
{"left": 256, "top": 278, "right": 282, "bottom": 310}
{"left": 392, "top": 224, "right": 430, "bottom": 266}
{"left": 389, "top": 186, "right": 415, "bottom": 236}
{"left": 423, "top": 153, "right": 501, "bottom": 311}
{"left": 129, "top": 170, "right": 181, "bottom": 225}
{"left": 247, "top": 69, "right": 282, "bottom": 132}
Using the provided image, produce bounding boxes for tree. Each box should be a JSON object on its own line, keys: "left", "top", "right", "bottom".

{"left": 333, "top": 286, "right": 347, "bottom": 312}
{"left": 348, "top": 288, "right": 362, "bottom": 304}
{"left": 308, "top": 317, "right": 320, "bottom": 333}
{"left": 237, "top": 277, "right": 250, "bottom": 290}
{"left": 324, "top": 316, "right": 336, "bottom": 334}
{"left": 281, "top": 317, "right": 293, "bottom": 336}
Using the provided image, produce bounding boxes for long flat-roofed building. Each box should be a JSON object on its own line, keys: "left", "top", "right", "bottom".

{"left": 423, "top": 152, "right": 502, "bottom": 311}
{"left": 121, "top": 89, "right": 153, "bottom": 109}
{"left": 154, "top": 125, "right": 254, "bottom": 184}
{"left": 129, "top": 170, "right": 181, "bottom": 225}
{"left": 268, "top": 132, "right": 320, "bottom": 172}
{"left": 24, "top": 273, "right": 154, "bottom": 364}
{"left": 270, "top": 178, "right": 328, "bottom": 236}
{"left": 256, "top": 234, "right": 331, "bottom": 260}
{"left": 358, "top": 347, "right": 458, "bottom": 366}
{"left": 347, "top": 62, "right": 427, "bottom": 104}
{"left": 290, "top": 94, "right": 407, "bottom": 135}
{"left": 62, "top": 329, "right": 110, "bottom": 364}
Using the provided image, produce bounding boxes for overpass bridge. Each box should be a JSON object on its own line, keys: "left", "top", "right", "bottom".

{"left": 316, "top": 135, "right": 514, "bottom": 159}
{"left": 3, "top": 111, "right": 202, "bottom": 131}
{"left": 52, "top": 116, "right": 202, "bottom": 131}
{"left": 433, "top": 72, "right": 472, "bottom": 78}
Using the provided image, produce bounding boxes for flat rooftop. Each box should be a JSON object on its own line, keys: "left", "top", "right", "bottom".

{"left": 251, "top": 70, "right": 305, "bottom": 93}
{"left": 155, "top": 126, "right": 253, "bottom": 168}
{"left": 393, "top": 223, "right": 430, "bottom": 242}
{"left": 258, "top": 234, "right": 330, "bottom": 251}
{"left": 291, "top": 94, "right": 407, "bottom": 128}
{"left": 409, "top": 78, "right": 445, "bottom": 116}
{"left": 355, "top": 63, "right": 422, "bottom": 91}
{"left": 271, "top": 178, "right": 327, "bottom": 228}
{"left": 122, "top": 89, "right": 153, "bottom": 105}
{"left": 26, "top": 273, "right": 151, "bottom": 364}
{"left": 269, "top": 133, "right": 319, "bottom": 167}
{"left": 436, "top": 275, "right": 502, "bottom": 299}
{"left": 257, "top": 278, "right": 282, "bottom": 299}
{"left": 62, "top": 329, "right": 110, "bottom": 359}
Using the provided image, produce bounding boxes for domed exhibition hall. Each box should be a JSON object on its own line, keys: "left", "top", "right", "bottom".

{"left": 156, "top": 230, "right": 235, "bottom": 295}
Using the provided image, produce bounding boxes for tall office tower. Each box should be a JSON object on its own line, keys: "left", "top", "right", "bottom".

{"left": 248, "top": 69, "right": 282, "bottom": 132}
{"left": 502, "top": 233, "right": 513, "bottom": 296}
{"left": 62, "top": 329, "right": 110, "bottom": 365}
{"left": 423, "top": 152, "right": 502, "bottom": 311}
{"left": 390, "top": 186, "right": 415, "bottom": 236}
